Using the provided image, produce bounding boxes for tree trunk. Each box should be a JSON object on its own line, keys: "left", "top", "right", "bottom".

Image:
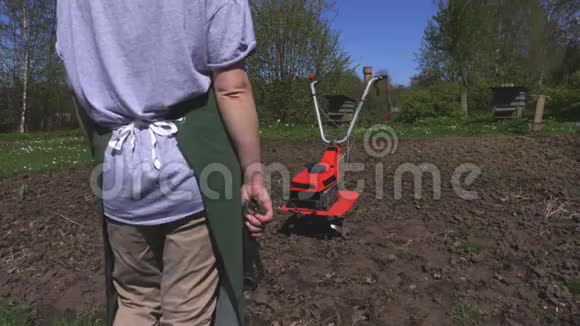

{"left": 460, "top": 85, "right": 468, "bottom": 114}
{"left": 385, "top": 77, "right": 393, "bottom": 113}
{"left": 18, "top": 4, "right": 30, "bottom": 133}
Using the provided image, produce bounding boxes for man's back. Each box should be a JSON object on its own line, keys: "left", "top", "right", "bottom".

{"left": 57, "top": 0, "right": 255, "bottom": 126}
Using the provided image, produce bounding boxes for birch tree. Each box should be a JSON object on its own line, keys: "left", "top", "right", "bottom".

{"left": 0, "top": 0, "right": 60, "bottom": 132}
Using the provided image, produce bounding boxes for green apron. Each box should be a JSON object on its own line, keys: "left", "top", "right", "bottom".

{"left": 76, "top": 90, "right": 244, "bottom": 326}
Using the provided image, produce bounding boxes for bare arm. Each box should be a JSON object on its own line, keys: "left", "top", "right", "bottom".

{"left": 213, "top": 63, "right": 261, "bottom": 178}
{"left": 213, "top": 63, "right": 273, "bottom": 237}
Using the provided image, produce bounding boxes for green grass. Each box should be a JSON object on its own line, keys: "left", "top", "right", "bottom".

{"left": 562, "top": 148, "right": 577, "bottom": 158}
{"left": 463, "top": 240, "right": 482, "bottom": 255}
{"left": 0, "top": 133, "right": 93, "bottom": 178}
{"left": 414, "top": 194, "right": 440, "bottom": 208}
{"left": 451, "top": 303, "right": 484, "bottom": 326}
{"left": 545, "top": 153, "right": 564, "bottom": 161}
{"left": 535, "top": 305, "right": 556, "bottom": 323}
{"left": 0, "top": 118, "right": 576, "bottom": 178}
{"left": 0, "top": 301, "right": 104, "bottom": 326}
{"left": 457, "top": 216, "right": 477, "bottom": 240}
{"left": 0, "top": 129, "right": 84, "bottom": 142}
{"left": 463, "top": 216, "right": 475, "bottom": 228}
{"left": 0, "top": 302, "right": 32, "bottom": 326}
{"left": 566, "top": 278, "right": 580, "bottom": 296}
{"left": 261, "top": 118, "right": 577, "bottom": 141}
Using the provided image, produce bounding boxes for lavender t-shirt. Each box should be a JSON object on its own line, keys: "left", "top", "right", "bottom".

{"left": 56, "top": 0, "right": 256, "bottom": 225}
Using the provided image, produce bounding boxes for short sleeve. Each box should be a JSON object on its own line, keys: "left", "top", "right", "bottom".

{"left": 207, "top": 0, "right": 256, "bottom": 70}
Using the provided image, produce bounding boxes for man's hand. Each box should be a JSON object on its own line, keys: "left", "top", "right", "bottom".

{"left": 241, "top": 173, "right": 273, "bottom": 238}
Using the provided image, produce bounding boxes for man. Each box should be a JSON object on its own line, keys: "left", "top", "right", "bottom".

{"left": 56, "top": 1, "right": 273, "bottom": 325}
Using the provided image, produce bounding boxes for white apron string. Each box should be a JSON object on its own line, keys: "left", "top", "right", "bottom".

{"left": 107, "top": 119, "right": 182, "bottom": 170}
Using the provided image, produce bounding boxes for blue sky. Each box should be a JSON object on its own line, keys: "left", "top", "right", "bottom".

{"left": 331, "top": 0, "right": 437, "bottom": 85}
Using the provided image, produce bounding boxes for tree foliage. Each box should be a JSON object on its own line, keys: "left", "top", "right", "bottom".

{"left": 0, "top": 0, "right": 74, "bottom": 132}
{"left": 420, "top": 0, "right": 495, "bottom": 85}
{"left": 247, "top": 0, "right": 354, "bottom": 124}
{"left": 414, "top": 0, "right": 579, "bottom": 117}
{"left": 419, "top": 0, "right": 499, "bottom": 114}
{"left": 0, "top": 0, "right": 355, "bottom": 131}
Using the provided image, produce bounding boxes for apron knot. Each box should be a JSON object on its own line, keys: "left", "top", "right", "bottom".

{"left": 107, "top": 118, "right": 184, "bottom": 170}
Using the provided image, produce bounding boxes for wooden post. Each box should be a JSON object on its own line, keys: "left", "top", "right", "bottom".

{"left": 533, "top": 95, "right": 546, "bottom": 132}
{"left": 363, "top": 66, "right": 373, "bottom": 84}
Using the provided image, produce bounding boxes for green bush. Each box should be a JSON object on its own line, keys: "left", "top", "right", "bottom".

{"left": 397, "top": 83, "right": 463, "bottom": 123}
{"left": 253, "top": 71, "right": 360, "bottom": 126}
{"left": 253, "top": 78, "right": 314, "bottom": 125}
{"left": 537, "top": 84, "right": 580, "bottom": 121}
{"left": 469, "top": 83, "right": 493, "bottom": 113}
{"left": 569, "top": 71, "right": 580, "bottom": 89}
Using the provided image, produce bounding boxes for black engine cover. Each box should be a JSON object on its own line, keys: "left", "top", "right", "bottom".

{"left": 287, "top": 184, "right": 339, "bottom": 210}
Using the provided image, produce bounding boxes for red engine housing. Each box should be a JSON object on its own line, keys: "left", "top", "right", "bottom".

{"left": 279, "top": 145, "right": 360, "bottom": 217}
{"left": 290, "top": 145, "right": 340, "bottom": 193}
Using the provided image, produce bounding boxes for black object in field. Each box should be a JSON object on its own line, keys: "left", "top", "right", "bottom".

{"left": 243, "top": 229, "right": 263, "bottom": 291}
{"left": 246, "top": 196, "right": 266, "bottom": 215}
{"left": 243, "top": 196, "right": 265, "bottom": 291}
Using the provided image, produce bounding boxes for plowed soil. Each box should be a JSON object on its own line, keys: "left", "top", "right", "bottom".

{"left": 1, "top": 134, "right": 579, "bottom": 325}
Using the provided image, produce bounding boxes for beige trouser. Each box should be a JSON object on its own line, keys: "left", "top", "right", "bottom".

{"left": 106, "top": 213, "right": 219, "bottom": 326}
